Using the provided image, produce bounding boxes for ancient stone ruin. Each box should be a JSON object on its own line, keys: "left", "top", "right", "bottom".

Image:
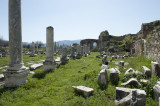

{"left": 3, "top": 0, "right": 29, "bottom": 87}
{"left": 43, "top": 26, "right": 56, "bottom": 72}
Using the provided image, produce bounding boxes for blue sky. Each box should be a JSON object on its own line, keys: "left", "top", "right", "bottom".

{"left": 0, "top": 0, "right": 160, "bottom": 43}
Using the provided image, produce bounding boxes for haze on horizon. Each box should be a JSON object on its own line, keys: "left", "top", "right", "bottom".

{"left": 0, "top": 0, "right": 160, "bottom": 43}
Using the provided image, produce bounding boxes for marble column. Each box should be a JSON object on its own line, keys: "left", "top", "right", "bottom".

{"left": 43, "top": 26, "right": 56, "bottom": 72}
{"left": 3, "top": 0, "right": 29, "bottom": 87}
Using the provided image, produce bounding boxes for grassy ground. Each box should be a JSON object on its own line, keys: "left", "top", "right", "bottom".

{"left": 0, "top": 52, "right": 159, "bottom": 105}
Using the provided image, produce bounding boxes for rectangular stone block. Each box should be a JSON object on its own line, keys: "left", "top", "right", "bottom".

{"left": 72, "top": 86, "right": 94, "bottom": 97}
{"left": 151, "top": 62, "right": 160, "bottom": 77}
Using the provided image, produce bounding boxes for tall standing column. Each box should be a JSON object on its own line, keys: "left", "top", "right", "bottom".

{"left": 3, "top": 0, "right": 29, "bottom": 87}
{"left": 43, "top": 26, "right": 56, "bottom": 72}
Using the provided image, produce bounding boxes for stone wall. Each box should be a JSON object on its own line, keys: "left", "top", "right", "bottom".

{"left": 133, "top": 21, "right": 160, "bottom": 63}
{"left": 134, "top": 39, "right": 144, "bottom": 55}
{"left": 145, "top": 30, "right": 160, "bottom": 63}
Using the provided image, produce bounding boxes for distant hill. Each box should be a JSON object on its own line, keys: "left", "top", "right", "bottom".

{"left": 56, "top": 40, "right": 81, "bottom": 46}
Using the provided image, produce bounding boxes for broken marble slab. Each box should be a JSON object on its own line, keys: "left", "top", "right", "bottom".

{"left": 72, "top": 86, "right": 94, "bottom": 97}
{"left": 55, "top": 57, "right": 61, "bottom": 68}
{"left": 0, "top": 81, "right": 5, "bottom": 87}
{"left": 115, "top": 87, "right": 146, "bottom": 106}
{"left": 109, "top": 68, "right": 120, "bottom": 83}
{"left": 30, "top": 63, "right": 43, "bottom": 70}
{"left": 153, "top": 81, "right": 160, "bottom": 101}
{"left": 125, "top": 68, "right": 135, "bottom": 75}
{"left": 124, "top": 62, "right": 129, "bottom": 66}
{"left": 119, "top": 61, "right": 124, "bottom": 67}
{"left": 107, "top": 68, "right": 120, "bottom": 74}
{"left": 142, "top": 66, "right": 151, "bottom": 78}
{"left": 151, "top": 62, "right": 160, "bottom": 77}
{"left": 29, "top": 71, "right": 35, "bottom": 74}
{"left": 98, "top": 69, "right": 108, "bottom": 87}
{"left": 55, "top": 57, "right": 61, "bottom": 62}
{"left": 101, "top": 64, "right": 109, "bottom": 70}
{"left": 115, "top": 87, "right": 132, "bottom": 105}
{"left": 121, "top": 78, "right": 141, "bottom": 87}
{"left": 131, "top": 89, "right": 146, "bottom": 106}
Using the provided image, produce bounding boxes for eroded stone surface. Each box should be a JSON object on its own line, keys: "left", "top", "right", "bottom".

{"left": 3, "top": 0, "right": 29, "bottom": 87}
{"left": 0, "top": 74, "right": 4, "bottom": 82}
{"left": 72, "top": 86, "right": 94, "bottom": 97}
{"left": 142, "top": 66, "right": 151, "bottom": 78}
{"left": 153, "top": 81, "right": 160, "bottom": 101}
{"left": 44, "top": 26, "right": 56, "bottom": 71}
{"left": 98, "top": 69, "right": 108, "bottom": 87}
{"left": 101, "top": 64, "right": 108, "bottom": 70}
{"left": 115, "top": 87, "right": 146, "bottom": 106}
{"left": 151, "top": 62, "right": 160, "bottom": 77}
{"left": 121, "top": 78, "right": 141, "bottom": 87}
{"left": 115, "top": 87, "right": 132, "bottom": 105}
{"left": 109, "top": 68, "right": 120, "bottom": 83}
{"left": 30, "top": 63, "right": 43, "bottom": 70}
{"left": 119, "top": 61, "right": 124, "bottom": 67}
{"left": 131, "top": 89, "right": 146, "bottom": 106}
{"left": 29, "top": 71, "right": 35, "bottom": 74}
{"left": 125, "top": 68, "right": 135, "bottom": 75}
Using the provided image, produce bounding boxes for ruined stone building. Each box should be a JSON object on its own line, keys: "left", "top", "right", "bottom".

{"left": 80, "top": 20, "right": 160, "bottom": 63}
{"left": 132, "top": 20, "right": 160, "bottom": 63}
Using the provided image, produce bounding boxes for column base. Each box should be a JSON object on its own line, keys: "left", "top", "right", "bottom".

{"left": 3, "top": 68, "right": 30, "bottom": 87}
{"left": 43, "top": 60, "right": 56, "bottom": 72}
